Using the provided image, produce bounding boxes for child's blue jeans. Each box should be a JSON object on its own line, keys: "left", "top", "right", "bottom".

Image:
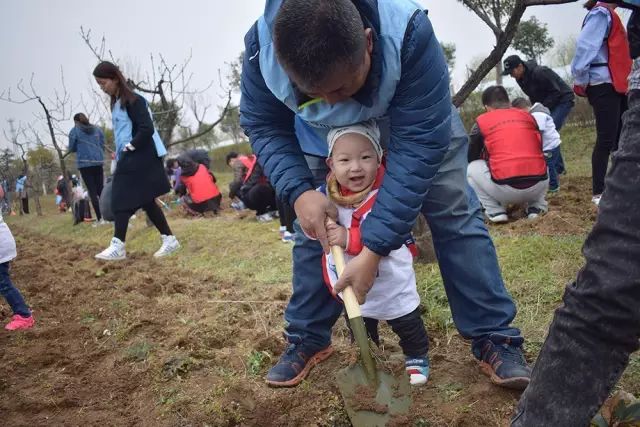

{"left": 0, "top": 262, "right": 30, "bottom": 317}
{"left": 544, "top": 147, "right": 562, "bottom": 191}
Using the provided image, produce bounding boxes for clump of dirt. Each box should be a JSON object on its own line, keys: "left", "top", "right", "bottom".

{"left": 349, "top": 384, "right": 389, "bottom": 414}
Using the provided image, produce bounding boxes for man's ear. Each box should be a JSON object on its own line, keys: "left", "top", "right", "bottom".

{"left": 326, "top": 157, "right": 334, "bottom": 171}
{"left": 365, "top": 28, "right": 373, "bottom": 55}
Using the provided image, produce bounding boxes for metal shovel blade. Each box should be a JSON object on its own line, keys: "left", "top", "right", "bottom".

{"left": 336, "top": 362, "right": 412, "bottom": 427}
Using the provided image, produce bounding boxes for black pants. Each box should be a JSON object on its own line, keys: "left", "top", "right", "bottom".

{"left": 587, "top": 83, "right": 627, "bottom": 195}
{"left": 277, "top": 199, "right": 296, "bottom": 233}
{"left": 512, "top": 90, "right": 640, "bottom": 426}
{"left": 359, "top": 307, "right": 429, "bottom": 358}
{"left": 80, "top": 166, "right": 104, "bottom": 220}
{"left": 114, "top": 200, "right": 172, "bottom": 242}
{"left": 242, "top": 184, "right": 276, "bottom": 215}
{"left": 184, "top": 194, "right": 221, "bottom": 214}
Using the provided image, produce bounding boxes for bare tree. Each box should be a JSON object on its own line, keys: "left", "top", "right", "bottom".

{"left": 1, "top": 73, "right": 75, "bottom": 204}
{"left": 80, "top": 27, "right": 231, "bottom": 148}
{"left": 454, "top": 0, "right": 578, "bottom": 107}
{"left": 4, "top": 122, "right": 42, "bottom": 215}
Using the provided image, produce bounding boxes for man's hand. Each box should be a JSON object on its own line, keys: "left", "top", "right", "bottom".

{"left": 334, "top": 247, "right": 381, "bottom": 304}
{"left": 327, "top": 222, "right": 348, "bottom": 249}
{"left": 293, "top": 190, "right": 338, "bottom": 253}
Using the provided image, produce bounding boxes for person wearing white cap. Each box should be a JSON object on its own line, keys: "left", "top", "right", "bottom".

{"left": 322, "top": 121, "right": 430, "bottom": 386}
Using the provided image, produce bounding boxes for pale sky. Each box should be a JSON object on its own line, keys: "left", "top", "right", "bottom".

{"left": 0, "top": 0, "right": 592, "bottom": 150}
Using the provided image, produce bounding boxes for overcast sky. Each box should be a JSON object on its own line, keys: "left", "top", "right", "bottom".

{"left": 0, "top": 0, "right": 595, "bottom": 150}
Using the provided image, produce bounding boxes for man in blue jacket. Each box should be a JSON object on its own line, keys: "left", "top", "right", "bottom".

{"left": 240, "top": 0, "right": 531, "bottom": 390}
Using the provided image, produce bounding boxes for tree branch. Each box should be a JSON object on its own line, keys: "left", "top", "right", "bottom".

{"left": 462, "top": 0, "right": 502, "bottom": 35}
{"left": 166, "top": 91, "right": 233, "bottom": 148}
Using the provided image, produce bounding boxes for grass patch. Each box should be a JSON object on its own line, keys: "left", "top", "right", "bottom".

{"left": 124, "top": 341, "right": 152, "bottom": 362}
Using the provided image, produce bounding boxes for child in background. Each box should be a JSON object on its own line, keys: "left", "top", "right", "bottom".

{"left": 0, "top": 185, "right": 34, "bottom": 331}
{"left": 323, "top": 121, "right": 430, "bottom": 386}
{"left": 512, "top": 97, "right": 563, "bottom": 193}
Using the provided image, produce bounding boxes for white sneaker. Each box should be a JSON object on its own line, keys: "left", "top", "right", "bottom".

{"left": 95, "top": 237, "right": 126, "bottom": 261}
{"left": 256, "top": 212, "right": 274, "bottom": 223}
{"left": 153, "top": 235, "right": 180, "bottom": 258}
{"left": 487, "top": 212, "right": 509, "bottom": 223}
{"left": 592, "top": 194, "right": 602, "bottom": 207}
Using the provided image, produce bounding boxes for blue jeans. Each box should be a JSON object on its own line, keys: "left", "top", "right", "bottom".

{"left": 0, "top": 262, "right": 30, "bottom": 317}
{"left": 550, "top": 101, "right": 574, "bottom": 175}
{"left": 284, "top": 111, "right": 522, "bottom": 358}
{"left": 544, "top": 147, "right": 562, "bottom": 191}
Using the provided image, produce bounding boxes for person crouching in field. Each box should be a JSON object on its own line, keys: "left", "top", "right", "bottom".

{"left": 175, "top": 153, "right": 222, "bottom": 215}
{"left": 512, "top": 97, "right": 563, "bottom": 194}
{"left": 0, "top": 185, "right": 34, "bottom": 331}
{"left": 323, "top": 122, "right": 430, "bottom": 386}
{"left": 467, "top": 86, "right": 549, "bottom": 223}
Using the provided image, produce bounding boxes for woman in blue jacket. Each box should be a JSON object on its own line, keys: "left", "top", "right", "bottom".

{"left": 92, "top": 61, "right": 179, "bottom": 261}
{"left": 68, "top": 113, "right": 105, "bottom": 223}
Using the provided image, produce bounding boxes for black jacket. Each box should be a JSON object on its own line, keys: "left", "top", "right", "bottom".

{"left": 516, "top": 61, "right": 574, "bottom": 111}
{"left": 112, "top": 94, "right": 170, "bottom": 212}
{"left": 629, "top": 10, "right": 640, "bottom": 59}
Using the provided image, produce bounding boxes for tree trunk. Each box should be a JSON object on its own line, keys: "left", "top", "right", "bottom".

{"left": 412, "top": 216, "right": 437, "bottom": 264}
{"left": 38, "top": 97, "right": 73, "bottom": 202}
{"left": 496, "top": 62, "right": 504, "bottom": 85}
{"left": 453, "top": 0, "right": 527, "bottom": 107}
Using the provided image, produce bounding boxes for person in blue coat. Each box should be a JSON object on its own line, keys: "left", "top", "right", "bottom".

{"left": 68, "top": 112, "right": 106, "bottom": 223}
{"left": 240, "top": 0, "right": 531, "bottom": 389}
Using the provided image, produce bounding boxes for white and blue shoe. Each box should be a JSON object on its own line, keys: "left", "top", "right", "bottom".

{"left": 405, "top": 356, "right": 430, "bottom": 386}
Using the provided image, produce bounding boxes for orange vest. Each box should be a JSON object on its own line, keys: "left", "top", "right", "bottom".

{"left": 476, "top": 108, "right": 547, "bottom": 185}
{"left": 181, "top": 164, "right": 220, "bottom": 203}
{"left": 238, "top": 154, "right": 267, "bottom": 184}
{"left": 589, "top": 4, "right": 632, "bottom": 94}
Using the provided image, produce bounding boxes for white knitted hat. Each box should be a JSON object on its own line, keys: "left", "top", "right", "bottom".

{"left": 327, "top": 120, "right": 382, "bottom": 160}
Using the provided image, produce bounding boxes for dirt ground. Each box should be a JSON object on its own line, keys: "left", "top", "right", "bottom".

{"left": 0, "top": 225, "right": 527, "bottom": 426}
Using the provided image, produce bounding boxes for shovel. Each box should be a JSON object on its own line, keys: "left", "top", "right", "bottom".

{"left": 330, "top": 245, "right": 412, "bottom": 426}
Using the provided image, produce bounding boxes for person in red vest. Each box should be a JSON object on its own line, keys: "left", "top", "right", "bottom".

{"left": 225, "top": 151, "right": 277, "bottom": 222}
{"left": 176, "top": 153, "right": 221, "bottom": 215}
{"left": 572, "top": 0, "right": 631, "bottom": 207}
{"left": 467, "top": 86, "right": 549, "bottom": 223}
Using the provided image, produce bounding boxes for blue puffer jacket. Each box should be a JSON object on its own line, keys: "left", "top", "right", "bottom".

{"left": 240, "top": 0, "right": 452, "bottom": 256}
{"left": 68, "top": 124, "right": 105, "bottom": 169}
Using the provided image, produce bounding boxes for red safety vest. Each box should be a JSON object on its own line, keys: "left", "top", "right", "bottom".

{"left": 476, "top": 108, "right": 547, "bottom": 185}
{"left": 588, "top": 4, "right": 632, "bottom": 94}
{"left": 238, "top": 154, "right": 267, "bottom": 184}
{"left": 180, "top": 164, "right": 220, "bottom": 203}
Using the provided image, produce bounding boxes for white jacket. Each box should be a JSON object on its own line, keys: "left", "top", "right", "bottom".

{"left": 0, "top": 213, "right": 17, "bottom": 264}
{"left": 530, "top": 103, "right": 562, "bottom": 152}
{"left": 323, "top": 189, "right": 420, "bottom": 320}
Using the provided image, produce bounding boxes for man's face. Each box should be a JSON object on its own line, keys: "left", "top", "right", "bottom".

{"left": 294, "top": 29, "right": 373, "bottom": 105}
{"left": 510, "top": 64, "right": 525, "bottom": 80}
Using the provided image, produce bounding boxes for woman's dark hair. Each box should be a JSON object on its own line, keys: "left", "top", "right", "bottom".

{"left": 584, "top": 0, "right": 598, "bottom": 10}
{"left": 177, "top": 153, "right": 199, "bottom": 177}
{"left": 92, "top": 61, "right": 137, "bottom": 109}
{"left": 73, "top": 113, "right": 91, "bottom": 126}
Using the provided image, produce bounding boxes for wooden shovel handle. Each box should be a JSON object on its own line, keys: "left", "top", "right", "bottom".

{"left": 330, "top": 243, "right": 362, "bottom": 320}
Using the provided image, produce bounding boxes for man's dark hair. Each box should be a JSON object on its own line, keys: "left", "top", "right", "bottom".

{"left": 482, "top": 86, "right": 511, "bottom": 108}
{"left": 511, "top": 97, "right": 531, "bottom": 109}
{"left": 273, "top": 0, "right": 366, "bottom": 87}
{"left": 225, "top": 151, "right": 239, "bottom": 165}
